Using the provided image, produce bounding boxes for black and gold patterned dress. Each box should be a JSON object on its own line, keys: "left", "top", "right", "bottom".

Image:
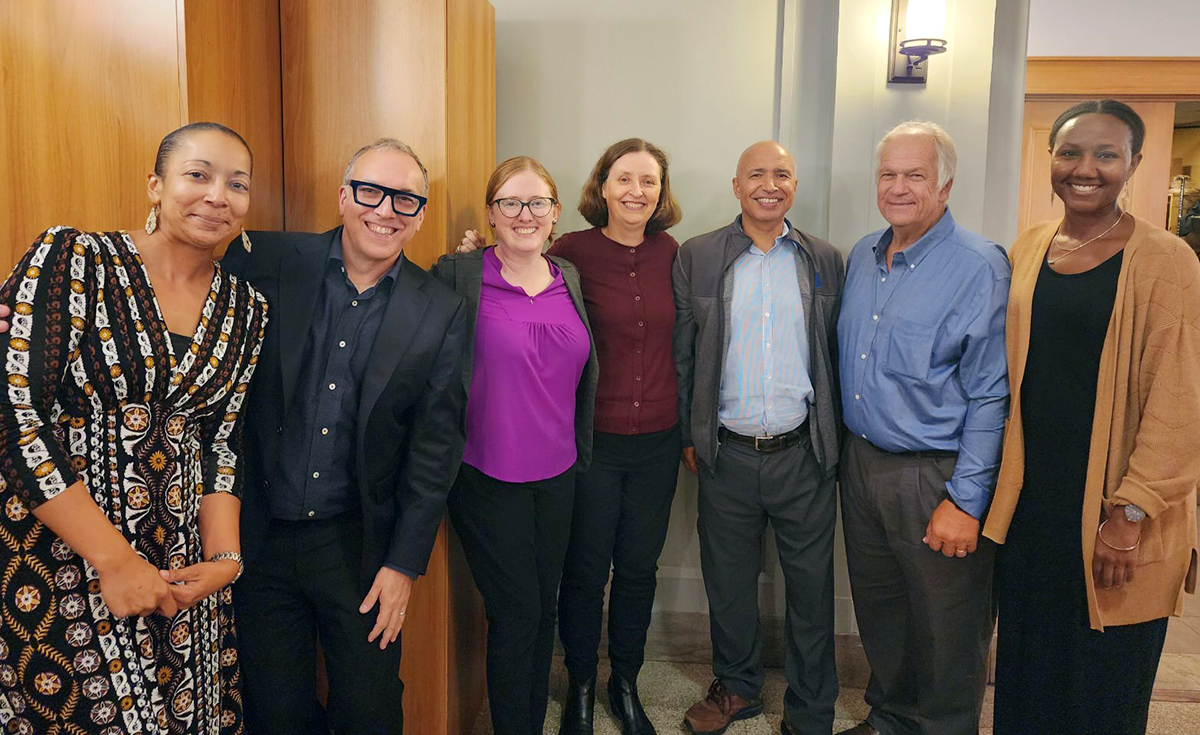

{"left": 0, "top": 227, "right": 267, "bottom": 735}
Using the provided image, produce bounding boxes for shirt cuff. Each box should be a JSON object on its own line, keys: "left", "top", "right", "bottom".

{"left": 945, "top": 479, "right": 989, "bottom": 520}
{"left": 385, "top": 564, "right": 419, "bottom": 580}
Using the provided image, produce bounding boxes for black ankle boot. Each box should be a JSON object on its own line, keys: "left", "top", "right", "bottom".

{"left": 558, "top": 674, "right": 595, "bottom": 735}
{"left": 607, "top": 670, "right": 655, "bottom": 735}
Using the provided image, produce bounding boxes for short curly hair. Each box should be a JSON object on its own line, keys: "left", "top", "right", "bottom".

{"left": 577, "top": 138, "right": 682, "bottom": 235}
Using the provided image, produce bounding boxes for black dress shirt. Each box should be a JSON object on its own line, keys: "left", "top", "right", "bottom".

{"left": 271, "top": 239, "right": 401, "bottom": 524}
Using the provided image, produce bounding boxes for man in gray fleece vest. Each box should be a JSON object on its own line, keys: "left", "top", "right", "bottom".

{"left": 674, "top": 141, "right": 845, "bottom": 735}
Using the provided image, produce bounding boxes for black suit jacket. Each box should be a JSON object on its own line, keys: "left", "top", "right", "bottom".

{"left": 223, "top": 227, "right": 468, "bottom": 586}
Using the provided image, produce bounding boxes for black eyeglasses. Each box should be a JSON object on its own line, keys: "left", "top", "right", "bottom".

{"left": 348, "top": 180, "right": 428, "bottom": 217}
{"left": 490, "top": 197, "right": 557, "bottom": 219}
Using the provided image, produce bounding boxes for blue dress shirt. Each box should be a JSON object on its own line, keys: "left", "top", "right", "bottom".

{"left": 719, "top": 223, "right": 813, "bottom": 437}
{"left": 838, "top": 209, "right": 1010, "bottom": 518}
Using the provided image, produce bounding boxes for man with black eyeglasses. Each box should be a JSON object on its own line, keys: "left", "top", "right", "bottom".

{"left": 223, "top": 138, "right": 469, "bottom": 734}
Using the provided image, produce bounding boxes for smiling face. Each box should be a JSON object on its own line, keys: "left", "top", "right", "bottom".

{"left": 732, "top": 142, "right": 796, "bottom": 230}
{"left": 601, "top": 151, "right": 662, "bottom": 231}
{"left": 876, "top": 133, "right": 951, "bottom": 237}
{"left": 1049, "top": 113, "right": 1142, "bottom": 217}
{"left": 338, "top": 148, "right": 427, "bottom": 265}
{"left": 489, "top": 169, "right": 560, "bottom": 256}
{"left": 148, "top": 130, "right": 252, "bottom": 250}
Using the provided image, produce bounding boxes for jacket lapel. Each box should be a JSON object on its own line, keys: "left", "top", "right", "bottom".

{"left": 278, "top": 229, "right": 333, "bottom": 416}
{"left": 357, "top": 253, "right": 430, "bottom": 444}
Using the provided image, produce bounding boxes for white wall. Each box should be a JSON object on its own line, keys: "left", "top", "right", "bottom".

{"left": 492, "top": 0, "right": 1030, "bottom": 636}
{"left": 1026, "top": 0, "right": 1200, "bottom": 57}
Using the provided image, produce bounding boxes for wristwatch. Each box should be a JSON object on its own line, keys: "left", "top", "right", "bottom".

{"left": 207, "top": 551, "right": 244, "bottom": 584}
{"left": 1121, "top": 503, "right": 1147, "bottom": 523}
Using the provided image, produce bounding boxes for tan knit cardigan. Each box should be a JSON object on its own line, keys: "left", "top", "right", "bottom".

{"left": 983, "top": 216, "right": 1200, "bottom": 630}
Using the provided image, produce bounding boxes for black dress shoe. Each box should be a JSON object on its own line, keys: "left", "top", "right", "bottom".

{"left": 608, "top": 671, "right": 656, "bottom": 735}
{"left": 559, "top": 674, "right": 596, "bottom": 735}
{"left": 834, "top": 722, "right": 881, "bottom": 735}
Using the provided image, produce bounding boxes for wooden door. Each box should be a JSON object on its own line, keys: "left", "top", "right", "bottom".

{"left": 1018, "top": 99, "right": 1177, "bottom": 234}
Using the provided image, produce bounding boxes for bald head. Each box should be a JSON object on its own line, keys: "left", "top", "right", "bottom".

{"left": 737, "top": 141, "right": 794, "bottom": 178}
{"left": 733, "top": 141, "right": 797, "bottom": 230}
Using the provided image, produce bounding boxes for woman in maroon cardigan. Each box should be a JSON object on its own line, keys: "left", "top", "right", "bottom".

{"left": 460, "top": 138, "right": 682, "bottom": 735}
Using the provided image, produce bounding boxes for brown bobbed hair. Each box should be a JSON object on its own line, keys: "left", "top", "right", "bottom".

{"left": 484, "top": 156, "right": 561, "bottom": 239}
{"left": 577, "top": 138, "right": 682, "bottom": 235}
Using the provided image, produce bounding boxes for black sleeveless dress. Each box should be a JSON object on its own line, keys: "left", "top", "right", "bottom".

{"left": 995, "top": 250, "right": 1168, "bottom": 735}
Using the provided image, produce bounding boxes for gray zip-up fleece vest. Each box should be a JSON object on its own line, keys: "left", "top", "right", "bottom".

{"left": 672, "top": 216, "right": 845, "bottom": 477}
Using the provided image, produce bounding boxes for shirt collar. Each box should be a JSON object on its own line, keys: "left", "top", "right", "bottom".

{"left": 872, "top": 207, "right": 955, "bottom": 270}
{"left": 734, "top": 216, "right": 795, "bottom": 254}
{"left": 328, "top": 236, "right": 404, "bottom": 288}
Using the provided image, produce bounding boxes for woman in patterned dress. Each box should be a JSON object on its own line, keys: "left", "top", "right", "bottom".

{"left": 0, "top": 123, "right": 267, "bottom": 735}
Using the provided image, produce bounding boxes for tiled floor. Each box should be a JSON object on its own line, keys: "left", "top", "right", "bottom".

{"left": 469, "top": 656, "right": 1200, "bottom": 734}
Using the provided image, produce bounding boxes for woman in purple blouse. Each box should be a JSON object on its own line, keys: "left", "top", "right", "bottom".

{"left": 432, "top": 156, "right": 599, "bottom": 735}
{"left": 460, "top": 139, "right": 683, "bottom": 735}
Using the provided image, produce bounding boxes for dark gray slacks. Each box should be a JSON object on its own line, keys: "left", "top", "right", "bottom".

{"left": 839, "top": 434, "right": 996, "bottom": 735}
{"left": 697, "top": 433, "right": 838, "bottom": 734}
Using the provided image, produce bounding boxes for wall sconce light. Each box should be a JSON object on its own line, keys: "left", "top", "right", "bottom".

{"left": 887, "top": 0, "right": 947, "bottom": 84}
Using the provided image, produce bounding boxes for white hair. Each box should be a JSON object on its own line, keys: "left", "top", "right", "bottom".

{"left": 873, "top": 121, "right": 957, "bottom": 190}
{"left": 342, "top": 137, "right": 429, "bottom": 193}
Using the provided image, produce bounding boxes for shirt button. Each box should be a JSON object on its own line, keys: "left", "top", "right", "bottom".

{"left": 635, "top": 295, "right": 642, "bottom": 301}
{"left": 765, "top": 312, "right": 770, "bottom": 317}
{"left": 339, "top": 341, "right": 347, "bottom": 348}
{"left": 312, "top": 471, "right": 320, "bottom": 479}
{"left": 872, "top": 315, "right": 879, "bottom": 321}
{"left": 861, "top": 433, "right": 867, "bottom": 439}
{"left": 635, "top": 375, "right": 642, "bottom": 381}
{"left": 636, "top": 348, "right": 642, "bottom": 354}
{"left": 881, "top": 277, "right": 886, "bottom": 283}
{"left": 855, "top": 394, "right": 861, "bottom": 400}
{"left": 351, "top": 300, "right": 359, "bottom": 307}
{"left": 629, "top": 248, "right": 636, "bottom": 254}
{"left": 321, "top": 428, "right": 329, "bottom": 435}
{"left": 633, "top": 401, "right": 640, "bottom": 407}
{"left": 860, "top": 353, "right": 867, "bottom": 360}
{"left": 909, "top": 264, "right": 915, "bottom": 269}
{"left": 630, "top": 272, "right": 636, "bottom": 278}
{"left": 307, "top": 510, "right": 316, "bottom": 518}
{"left": 329, "top": 383, "right": 336, "bottom": 390}
{"left": 638, "top": 321, "right": 644, "bottom": 327}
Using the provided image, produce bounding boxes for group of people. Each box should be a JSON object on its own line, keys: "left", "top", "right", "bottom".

{"left": 0, "top": 97, "right": 1196, "bottom": 735}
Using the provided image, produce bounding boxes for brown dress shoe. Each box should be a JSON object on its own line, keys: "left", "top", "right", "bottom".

{"left": 834, "top": 722, "right": 881, "bottom": 735}
{"left": 683, "top": 679, "right": 763, "bottom": 735}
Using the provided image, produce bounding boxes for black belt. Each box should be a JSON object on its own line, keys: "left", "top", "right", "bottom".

{"left": 718, "top": 422, "right": 807, "bottom": 453}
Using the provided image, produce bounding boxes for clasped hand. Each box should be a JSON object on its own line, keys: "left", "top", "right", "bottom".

{"left": 97, "top": 553, "right": 238, "bottom": 618}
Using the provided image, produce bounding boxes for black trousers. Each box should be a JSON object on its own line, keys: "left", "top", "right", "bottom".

{"left": 234, "top": 513, "right": 404, "bottom": 735}
{"left": 839, "top": 435, "right": 996, "bottom": 735}
{"left": 697, "top": 428, "right": 838, "bottom": 734}
{"left": 557, "top": 425, "right": 682, "bottom": 683}
{"left": 449, "top": 463, "right": 576, "bottom": 735}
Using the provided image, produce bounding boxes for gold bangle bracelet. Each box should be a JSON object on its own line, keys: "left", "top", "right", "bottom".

{"left": 1097, "top": 519, "right": 1140, "bottom": 552}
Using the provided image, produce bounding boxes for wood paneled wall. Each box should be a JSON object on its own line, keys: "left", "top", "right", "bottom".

{"left": 181, "top": 0, "right": 285, "bottom": 235}
{"left": 1, "top": 0, "right": 183, "bottom": 271}
{"left": 0, "top": 0, "right": 285, "bottom": 273}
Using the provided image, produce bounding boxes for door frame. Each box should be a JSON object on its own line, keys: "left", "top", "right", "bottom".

{"left": 1025, "top": 57, "right": 1200, "bottom": 99}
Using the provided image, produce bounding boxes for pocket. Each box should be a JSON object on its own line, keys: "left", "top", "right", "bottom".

{"left": 884, "top": 317, "right": 936, "bottom": 381}
{"left": 1135, "top": 516, "right": 1165, "bottom": 566}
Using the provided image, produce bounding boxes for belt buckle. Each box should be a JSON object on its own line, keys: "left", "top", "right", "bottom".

{"left": 754, "top": 434, "right": 775, "bottom": 452}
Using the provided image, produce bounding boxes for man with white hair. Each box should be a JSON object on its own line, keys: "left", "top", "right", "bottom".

{"left": 835, "top": 122, "right": 1009, "bottom": 735}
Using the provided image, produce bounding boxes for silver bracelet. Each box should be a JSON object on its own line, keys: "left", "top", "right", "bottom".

{"left": 207, "top": 551, "right": 244, "bottom": 584}
{"left": 1097, "top": 520, "right": 1140, "bottom": 552}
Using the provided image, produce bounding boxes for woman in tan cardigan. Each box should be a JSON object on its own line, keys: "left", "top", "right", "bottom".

{"left": 984, "top": 100, "right": 1200, "bottom": 735}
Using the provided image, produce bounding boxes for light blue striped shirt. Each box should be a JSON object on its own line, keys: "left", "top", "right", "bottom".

{"left": 719, "top": 224, "right": 812, "bottom": 436}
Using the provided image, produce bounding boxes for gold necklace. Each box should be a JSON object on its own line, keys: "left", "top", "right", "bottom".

{"left": 1047, "top": 211, "right": 1126, "bottom": 264}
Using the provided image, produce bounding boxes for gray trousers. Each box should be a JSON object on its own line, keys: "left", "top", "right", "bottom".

{"left": 697, "top": 431, "right": 837, "bottom": 734}
{"left": 839, "top": 434, "right": 995, "bottom": 735}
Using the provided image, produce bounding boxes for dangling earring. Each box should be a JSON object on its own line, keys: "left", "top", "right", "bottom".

{"left": 144, "top": 205, "right": 159, "bottom": 235}
{"left": 241, "top": 229, "right": 253, "bottom": 253}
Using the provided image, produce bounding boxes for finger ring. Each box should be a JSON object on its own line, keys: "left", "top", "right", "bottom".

{"left": 398, "top": 611, "right": 406, "bottom": 616}
{"left": 955, "top": 549, "right": 967, "bottom": 556}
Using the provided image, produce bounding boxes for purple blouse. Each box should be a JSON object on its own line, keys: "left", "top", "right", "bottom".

{"left": 462, "top": 248, "right": 591, "bottom": 482}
